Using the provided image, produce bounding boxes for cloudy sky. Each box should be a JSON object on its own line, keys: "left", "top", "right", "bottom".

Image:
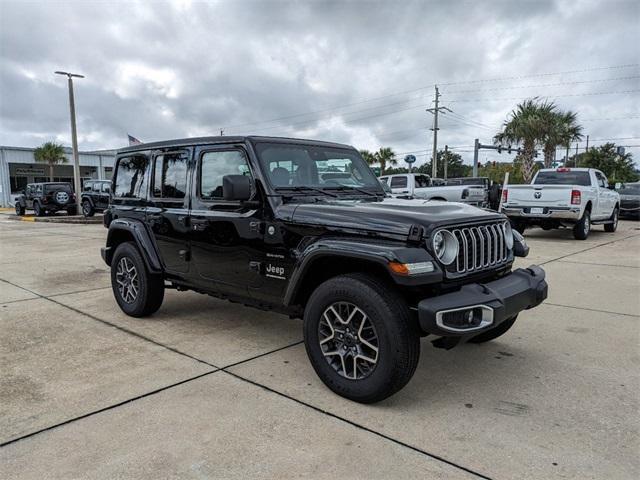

{"left": 1, "top": 0, "right": 638, "bottom": 167}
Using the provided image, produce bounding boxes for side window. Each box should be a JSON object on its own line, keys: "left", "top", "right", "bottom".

{"left": 84, "top": 182, "right": 93, "bottom": 192}
{"left": 102, "top": 183, "right": 111, "bottom": 193}
{"left": 113, "top": 155, "right": 148, "bottom": 199}
{"left": 92, "top": 182, "right": 101, "bottom": 192}
{"left": 415, "top": 175, "right": 429, "bottom": 188}
{"left": 152, "top": 152, "right": 188, "bottom": 199}
{"left": 200, "top": 150, "right": 251, "bottom": 200}
{"left": 36, "top": 185, "right": 43, "bottom": 194}
{"left": 390, "top": 176, "right": 407, "bottom": 188}
{"left": 379, "top": 177, "right": 389, "bottom": 185}
{"left": 596, "top": 172, "right": 607, "bottom": 188}
{"left": 26, "top": 185, "right": 32, "bottom": 195}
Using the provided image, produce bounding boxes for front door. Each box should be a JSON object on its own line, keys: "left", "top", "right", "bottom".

{"left": 189, "top": 145, "right": 262, "bottom": 295}
{"left": 145, "top": 149, "right": 191, "bottom": 274}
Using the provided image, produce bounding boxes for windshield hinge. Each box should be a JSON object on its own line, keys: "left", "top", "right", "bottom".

{"left": 407, "top": 224, "right": 424, "bottom": 244}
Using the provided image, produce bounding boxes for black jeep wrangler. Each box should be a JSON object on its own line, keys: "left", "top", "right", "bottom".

{"left": 15, "top": 182, "right": 78, "bottom": 216}
{"left": 101, "top": 136, "right": 547, "bottom": 403}
{"left": 81, "top": 179, "right": 111, "bottom": 217}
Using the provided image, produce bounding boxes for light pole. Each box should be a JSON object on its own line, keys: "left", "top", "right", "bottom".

{"left": 55, "top": 71, "right": 84, "bottom": 205}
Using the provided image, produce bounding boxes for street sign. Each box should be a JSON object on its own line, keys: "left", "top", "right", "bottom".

{"left": 404, "top": 155, "right": 416, "bottom": 164}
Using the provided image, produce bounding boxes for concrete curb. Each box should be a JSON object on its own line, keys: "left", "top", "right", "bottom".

{"left": 6, "top": 214, "right": 103, "bottom": 224}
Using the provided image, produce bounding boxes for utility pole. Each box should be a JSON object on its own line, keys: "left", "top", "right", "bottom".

{"left": 426, "top": 85, "right": 451, "bottom": 179}
{"left": 585, "top": 135, "right": 589, "bottom": 152}
{"left": 575, "top": 142, "right": 579, "bottom": 167}
{"left": 220, "top": 129, "right": 224, "bottom": 136}
{"left": 473, "top": 138, "right": 480, "bottom": 177}
{"left": 565, "top": 144, "right": 570, "bottom": 166}
{"left": 444, "top": 145, "right": 449, "bottom": 180}
{"left": 55, "top": 71, "right": 84, "bottom": 202}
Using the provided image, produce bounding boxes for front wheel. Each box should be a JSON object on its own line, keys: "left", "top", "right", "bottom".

{"left": 111, "top": 242, "right": 164, "bottom": 317}
{"left": 15, "top": 203, "right": 25, "bottom": 216}
{"left": 303, "top": 273, "right": 420, "bottom": 403}
{"left": 468, "top": 316, "right": 518, "bottom": 343}
{"left": 573, "top": 209, "right": 591, "bottom": 240}
{"left": 604, "top": 207, "right": 618, "bottom": 232}
{"left": 82, "top": 200, "right": 94, "bottom": 217}
{"left": 33, "top": 201, "right": 45, "bottom": 217}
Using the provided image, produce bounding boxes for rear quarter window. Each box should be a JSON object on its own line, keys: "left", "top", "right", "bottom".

{"left": 113, "top": 155, "right": 148, "bottom": 198}
{"left": 390, "top": 176, "right": 407, "bottom": 188}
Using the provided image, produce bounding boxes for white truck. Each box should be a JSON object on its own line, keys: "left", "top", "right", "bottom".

{"left": 502, "top": 167, "right": 620, "bottom": 240}
{"left": 379, "top": 173, "right": 486, "bottom": 206}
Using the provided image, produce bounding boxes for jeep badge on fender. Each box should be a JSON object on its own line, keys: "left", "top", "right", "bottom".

{"left": 101, "top": 135, "right": 547, "bottom": 403}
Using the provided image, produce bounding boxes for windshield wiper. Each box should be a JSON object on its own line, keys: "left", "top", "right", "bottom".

{"left": 323, "top": 185, "right": 383, "bottom": 198}
{"left": 274, "top": 186, "right": 338, "bottom": 197}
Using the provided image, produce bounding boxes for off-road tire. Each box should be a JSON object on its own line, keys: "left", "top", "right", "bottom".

{"left": 573, "top": 208, "right": 591, "bottom": 240}
{"left": 111, "top": 242, "right": 164, "bottom": 317}
{"left": 15, "top": 203, "right": 25, "bottom": 216}
{"left": 303, "top": 273, "right": 420, "bottom": 403}
{"left": 604, "top": 207, "right": 619, "bottom": 233}
{"left": 33, "top": 201, "right": 44, "bottom": 217}
{"left": 468, "top": 315, "right": 518, "bottom": 344}
{"left": 67, "top": 206, "right": 78, "bottom": 216}
{"left": 82, "top": 200, "right": 95, "bottom": 217}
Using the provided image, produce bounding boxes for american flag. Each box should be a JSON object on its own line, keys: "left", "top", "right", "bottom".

{"left": 128, "top": 134, "right": 142, "bottom": 146}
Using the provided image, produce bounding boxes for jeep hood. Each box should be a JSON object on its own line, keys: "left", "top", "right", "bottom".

{"left": 281, "top": 198, "right": 503, "bottom": 236}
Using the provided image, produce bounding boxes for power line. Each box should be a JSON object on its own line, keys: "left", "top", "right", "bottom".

{"left": 223, "top": 63, "right": 639, "bottom": 131}
{"left": 447, "top": 89, "right": 640, "bottom": 103}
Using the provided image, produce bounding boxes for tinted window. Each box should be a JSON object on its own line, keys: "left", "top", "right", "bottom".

{"left": 113, "top": 155, "right": 148, "bottom": 198}
{"left": 102, "top": 183, "right": 111, "bottom": 193}
{"left": 83, "top": 182, "right": 93, "bottom": 192}
{"left": 533, "top": 170, "right": 591, "bottom": 186}
{"left": 618, "top": 184, "right": 640, "bottom": 195}
{"left": 44, "top": 183, "right": 72, "bottom": 193}
{"left": 152, "top": 152, "right": 188, "bottom": 199}
{"left": 92, "top": 182, "right": 101, "bottom": 192}
{"left": 200, "top": 150, "right": 250, "bottom": 200}
{"left": 415, "top": 175, "right": 430, "bottom": 188}
{"left": 379, "top": 177, "right": 389, "bottom": 185}
{"left": 390, "top": 176, "right": 407, "bottom": 188}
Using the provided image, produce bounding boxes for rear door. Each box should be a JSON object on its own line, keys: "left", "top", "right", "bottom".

{"left": 145, "top": 149, "right": 191, "bottom": 274}
{"left": 99, "top": 182, "right": 111, "bottom": 209}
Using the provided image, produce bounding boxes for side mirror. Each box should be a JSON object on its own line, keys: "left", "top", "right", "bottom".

{"left": 223, "top": 175, "right": 252, "bottom": 201}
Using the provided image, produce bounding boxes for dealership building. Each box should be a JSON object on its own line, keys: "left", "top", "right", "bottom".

{"left": 0, "top": 145, "right": 116, "bottom": 207}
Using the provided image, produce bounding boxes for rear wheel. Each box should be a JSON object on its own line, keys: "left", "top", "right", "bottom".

{"left": 604, "top": 207, "right": 618, "bottom": 232}
{"left": 15, "top": 203, "right": 25, "bottom": 216}
{"left": 573, "top": 208, "right": 591, "bottom": 240}
{"left": 468, "top": 316, "right": 518, "bottom": 343}
{"left": 82, "top": 200, "right": 94, "bottom": 217}
{"left": 33, "top": 201, "right": 44, "bottom": 217}
{"left": 111, "top": 242, "right": 164, "bottom": 317}
{"left": 303, "top": 273, "right": 420, "bottom": 403}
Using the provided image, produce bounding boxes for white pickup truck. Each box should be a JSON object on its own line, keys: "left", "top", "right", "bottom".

{"left": 379, "top": 173, "right": 485, "bottom": 206}
{"left": 502, "top": 167, "right": 620, "bottom": 240}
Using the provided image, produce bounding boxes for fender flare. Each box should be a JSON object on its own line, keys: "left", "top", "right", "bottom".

{"left": 283, "top": 238, "right": 441, "bottom": 306}
{"left": 103, "top": 218, "right": 163, "bottom": 273}
{"left": 81, "top": 195, "right": 95, "bottom": 207}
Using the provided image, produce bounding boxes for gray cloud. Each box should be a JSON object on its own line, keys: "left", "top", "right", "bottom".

{"left": 1, "top": 0, "right": 638, "bottom": 167}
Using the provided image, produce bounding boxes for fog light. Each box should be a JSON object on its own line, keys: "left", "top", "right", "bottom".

{"left": 435, "top": 305, "right": 494, "bottom": 332}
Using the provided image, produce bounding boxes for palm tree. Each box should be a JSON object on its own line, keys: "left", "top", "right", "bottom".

{"left": 359, "top": 149, "right": 376, "bottom": 166}
{"left": 34, "top": 141, "right": 67, "bottom": 181}
{"left": 374, "top": 147, "right": 397, "bottom": 175}
{"left": 494, "top": 99, "right": 553, "bottom": 183}
{"left": 541, "top": 110, "right": 583, "bottom": 168}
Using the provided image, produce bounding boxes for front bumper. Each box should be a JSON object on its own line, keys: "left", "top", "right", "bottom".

{"left": 502, "top": 206, "right": 580, "bottom": 220}
{"left": 418, "top": 266, "right": 547, "bottom": 337}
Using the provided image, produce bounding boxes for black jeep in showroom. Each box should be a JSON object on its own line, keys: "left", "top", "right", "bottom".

{"left": 101, "top": 136, "right": 548, "bottom": 403}
{"left": 14, "top": 182, "right": 78, "bottom": 216}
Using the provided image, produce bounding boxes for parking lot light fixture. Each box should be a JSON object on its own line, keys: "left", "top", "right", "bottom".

{"left": 54, "top": 71, "right": 84, "bottom": 204}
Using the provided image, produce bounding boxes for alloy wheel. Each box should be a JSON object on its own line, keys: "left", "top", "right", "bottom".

{"left": 116, "top": 257, "right": 139, "bottom": 303}
{"left": 318, "top": 302, "right": 379, "bottom": 380}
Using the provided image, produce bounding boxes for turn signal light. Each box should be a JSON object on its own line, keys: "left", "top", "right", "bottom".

{"left": 571, "top": 190, "right": 581, "bottom": 205}
{"left": 388, "top": 261, "right": 435, "bottom": 276}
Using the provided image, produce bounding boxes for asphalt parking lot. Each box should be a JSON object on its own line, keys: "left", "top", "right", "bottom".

{"left": 1, "top": 215, "right": 638, "bottom": 480}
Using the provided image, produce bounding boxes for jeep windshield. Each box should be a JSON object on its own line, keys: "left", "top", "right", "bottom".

{"left": 255, "top": 142, "right": 384, "bottom": 197}
{"left": 44, "top": 183, "right": 73, "bottom": 193}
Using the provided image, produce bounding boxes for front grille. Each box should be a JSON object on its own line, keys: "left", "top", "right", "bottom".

{"left": 450, "top": 222, "right": 509, "bottom": 274}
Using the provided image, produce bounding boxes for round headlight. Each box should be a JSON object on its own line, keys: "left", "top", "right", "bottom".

{"left": 432, "top": 229, "right": 458, "bottom": 265}
{"left": 503, "top": 221, "right": 514, "bottom": 250}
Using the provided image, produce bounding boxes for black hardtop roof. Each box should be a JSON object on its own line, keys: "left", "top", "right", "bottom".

{"left": 86, "top": 179, "right": 110, "bottom": 183}
{"left": 117, "top": 135, "right": 355, "bottom": 155}
{"left": 27, "top": 182, "right": 72, "bottom": 186}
